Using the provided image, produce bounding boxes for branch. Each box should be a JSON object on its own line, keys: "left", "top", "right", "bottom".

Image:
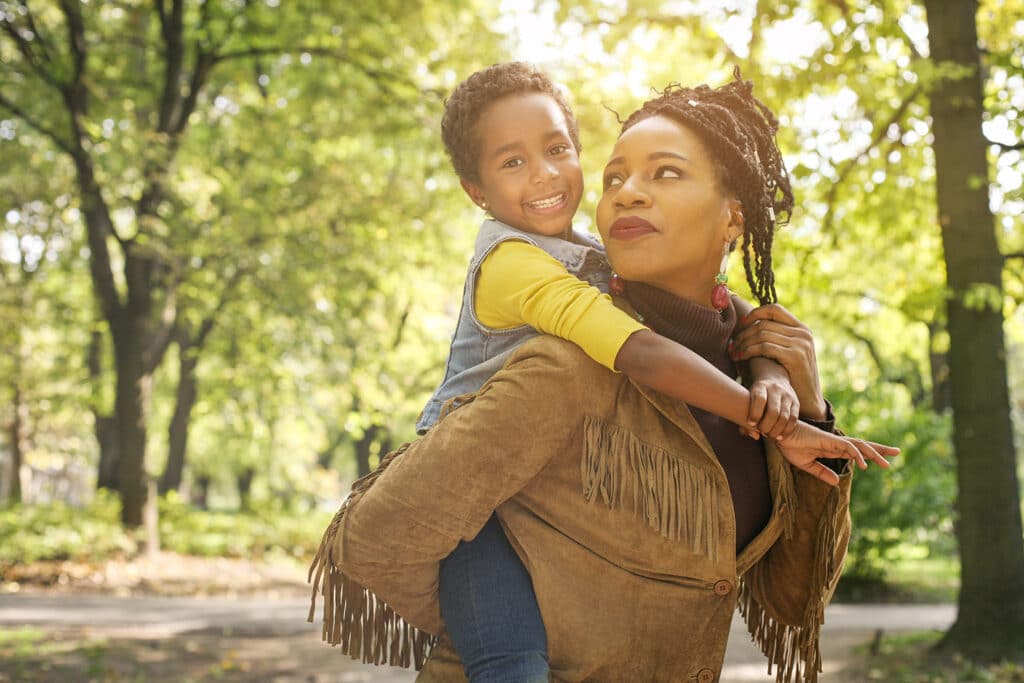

{"left": 0, "top": 11, "right": 62, "bottom": 90}
{"left": 987, "top": 137, "right": 1023, "bottom": 152}
{"left": 0, "top": 92, "right": 74, "bottom": 154}
{"left": 193, "top": 267, "right": 246, "bottom": 349}
{"left": 143, "top": 281, "right": 178, "bottom": 374}
{"left": 58, "top": 0, "right": 87, "bottom": 91}
{"left": 17, "top": 1, "right": 56, "bottom": 59}
{"left": 156, "top": 0, "right": 185, "bottom": 133}
{"left": 821, "top": 85, "right": 923, "bottom": 236}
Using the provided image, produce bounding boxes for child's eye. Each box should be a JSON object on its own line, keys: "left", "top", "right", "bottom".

{"left": 549, "top": 143, "right": 570, "bottom": 155}
{"left": 654, "top": 165, "right": 683, "bottom": 179}
{"left": 502, "top": 158, "right": 524, "bottom": 169}
{"left": 602, "top": 174, "right": 623, "bottom": 190}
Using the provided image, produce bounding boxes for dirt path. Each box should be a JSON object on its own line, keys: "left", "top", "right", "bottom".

{"left": 0, "top": 592, "right": 955, "bottom": 682}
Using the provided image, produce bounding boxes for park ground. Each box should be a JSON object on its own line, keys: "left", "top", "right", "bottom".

{"left": 2, "top": 552, "right": 1006, "bottom": 683}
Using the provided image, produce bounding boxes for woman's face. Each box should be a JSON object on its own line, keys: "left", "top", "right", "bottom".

{"left": 596, "top": 115, "right": 743, "bottom": 304}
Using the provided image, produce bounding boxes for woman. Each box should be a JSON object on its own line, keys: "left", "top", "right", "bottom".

{"left": 308, "top": 71, "right": 897, "bottom": 683}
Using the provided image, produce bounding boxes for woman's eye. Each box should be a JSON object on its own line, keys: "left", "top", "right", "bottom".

{"left": 654, "top": 166, "right": 683, "bottom": 179}
{"left": 602, "top": 174, "right": 623, "bottom": 190}
{"left": 502, "top": 158, "right": 523, "bottom": 169}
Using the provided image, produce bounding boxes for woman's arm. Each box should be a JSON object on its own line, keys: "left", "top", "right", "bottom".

{"left": 731, "top": 303, "right": 828, "bottom": 421}
{"left": 739, "top": 458, "right": 852, "bottom": 681}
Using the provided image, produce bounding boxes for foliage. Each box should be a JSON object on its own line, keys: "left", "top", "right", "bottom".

{"left": 854, "top": 631, "right": 1024, "bottom": 682}
{"left": 830, "top": 383, "right": 955, "bottom": 579}
{"left": 0, "top": 493, "right": 332, "bottom": 564}
{"left": 156, "top": 491, "right": 332, "bottom": 559}
{"left": 2, "top": 0, "right": 1023, "bottom": 611}
{"left": 0, "top": 492, "right": 135, "bottom": 564}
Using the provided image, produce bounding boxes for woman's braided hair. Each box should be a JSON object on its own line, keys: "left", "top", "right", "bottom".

{"left": 621, "top": 67, "right": 794, "bottom": 305}
{"left": 442, "top": 62, "right": 581, "bottom": 184}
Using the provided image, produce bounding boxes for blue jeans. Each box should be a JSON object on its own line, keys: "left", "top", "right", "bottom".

{"left": 439, "top": 514, "right": 550, "bottom": 683}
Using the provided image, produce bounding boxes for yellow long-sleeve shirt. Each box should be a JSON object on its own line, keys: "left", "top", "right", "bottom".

{"left": 474, "top": 240, "right": 647, "bottom": 371}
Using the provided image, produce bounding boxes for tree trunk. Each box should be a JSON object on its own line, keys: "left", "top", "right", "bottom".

{"left": 95, "top": 416, "right": 120, "bottom": 490}
{"left": 924, "top": 0, "right": 1024, "bottom": 659}
{"left": 89, "top": 329, "right": 120, "bottom": 490}
{"left": 353, "top": 425, "right": 391, "bottom": 478}
{"left": 160, "top": 334, "right": 198, "bottom": 494}
{"left": 353, "top": 426, "right": 381, "bottom": 478}
{"left": 927, "top": 321, "right": 952, "bottom": 412}
{"left": 237, "top": 467, "right": 255, "bottom": 511}
{"left": 7, "top": 383, "right": 24, "bottom": 503}
{"left": 111, "top": 315, "right": 151, "bottom": 527}
{"left": 192, "top": 474, "right": 211, "bottom": 510}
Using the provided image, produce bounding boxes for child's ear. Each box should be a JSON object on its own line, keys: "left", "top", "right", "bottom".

{"left": 461, "top": 179, "right": 488, "bottom": 211}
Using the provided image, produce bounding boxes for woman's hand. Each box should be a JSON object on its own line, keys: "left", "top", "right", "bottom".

{"left": 780, "top": 422, "right": 900, "bottom": 486}
{"left": 732, "top": 304, "right": 828, "bottom": 421}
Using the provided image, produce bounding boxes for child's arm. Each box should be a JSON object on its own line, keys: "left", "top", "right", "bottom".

{"left": 730, "top": 295, "right": 800, "bottom": 439}
{"left": 477, "top": 241, "right": 773, "bottom": 435}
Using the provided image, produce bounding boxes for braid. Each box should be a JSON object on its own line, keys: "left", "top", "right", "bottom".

{"left": 621, "top": 67, "right": 794, "bottom": 305}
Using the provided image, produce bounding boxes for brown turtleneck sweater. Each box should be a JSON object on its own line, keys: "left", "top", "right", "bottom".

{"left": 626, "top": 281, "right": 772, "bottom": 552}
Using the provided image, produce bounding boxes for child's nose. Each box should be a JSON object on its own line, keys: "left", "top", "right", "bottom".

{"left": 532, "top": 159, "right": 560, "bottom": 183}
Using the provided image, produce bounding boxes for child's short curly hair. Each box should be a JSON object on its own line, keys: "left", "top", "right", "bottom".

{"left": 442, "top": 62, "right": 582, "bottom": 184}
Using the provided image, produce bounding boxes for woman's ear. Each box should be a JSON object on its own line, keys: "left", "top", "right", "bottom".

{"left": 461, "top": 179, "right": 488, "bottom": 211}
{"left": 726, "top": 199, "right": 744, "bottom": 242}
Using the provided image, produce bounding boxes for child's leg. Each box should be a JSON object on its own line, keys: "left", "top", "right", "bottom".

{"left": 439, "top": 514, "right": 549, "bottom": 683}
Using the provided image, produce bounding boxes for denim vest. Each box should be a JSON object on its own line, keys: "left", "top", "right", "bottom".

{"left": 417, "top": 219, "right": 611, "bottom": 432}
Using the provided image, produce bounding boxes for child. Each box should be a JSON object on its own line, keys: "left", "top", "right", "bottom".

{"left": 421, "top": 62, "right": 849, "bottom": 682}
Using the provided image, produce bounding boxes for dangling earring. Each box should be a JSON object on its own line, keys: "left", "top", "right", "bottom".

{"left": 711, "top": 243, "right": 731, "bottom": 311}
{"left": 609, "top": 272, "right": 625, "bottom": 295}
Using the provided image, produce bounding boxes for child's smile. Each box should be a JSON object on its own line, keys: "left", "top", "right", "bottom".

{"left": 462, "top": 92, "right": 584, "bottom": 239}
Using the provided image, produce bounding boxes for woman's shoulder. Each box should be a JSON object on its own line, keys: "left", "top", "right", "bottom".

{"left": 496, "top": 335, "right": 623, "bottom": 400}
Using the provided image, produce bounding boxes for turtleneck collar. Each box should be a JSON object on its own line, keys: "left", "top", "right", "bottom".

{"left": 623, "top": 281, "right": 737, "bottom": 366}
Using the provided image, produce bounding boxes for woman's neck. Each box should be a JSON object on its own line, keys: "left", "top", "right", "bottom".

{"left": 640, "top": 270, "right": 718, "bottom": 309}
{"left": 624, "top": 281, "right": 735, "bottom": 367}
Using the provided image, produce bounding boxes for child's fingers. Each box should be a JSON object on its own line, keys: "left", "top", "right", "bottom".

{"left": 850, "top": 439, "right": 898, "bottom": 468}
{"left": 867, "top": 442, "right": 901, "bottom": 457}
{"left": 756, "top": 390, "right": 782, "bottom": 436}
{"left": 781, "top": 397, "right": 799, "bottom": 440}
{"left": 821, "top": 434, "right": 868, "bottom": 469}
{"left": 737, "top": 425, "right": 762, "bottom": 440}
{"left": 801, "top": 460, "right": 840, "bottom": 487}
{"left": 747, "top": 384, "right": 767, "bottom": 426}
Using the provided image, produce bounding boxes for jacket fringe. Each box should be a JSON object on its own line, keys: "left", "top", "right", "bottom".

{"left": 581, "top": 415, "right": 719, "bottom": 561}
{"left": 737, "top": 484, "right": 841, "bottom": 683}
{"left": 307, "top": 443, "right": 437, "bottom": 669}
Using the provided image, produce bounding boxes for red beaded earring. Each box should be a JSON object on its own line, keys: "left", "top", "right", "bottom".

{"left": 711, "top": 243, "right": 731, "bottom": 311}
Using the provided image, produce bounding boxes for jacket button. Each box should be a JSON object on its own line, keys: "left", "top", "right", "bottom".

{"left": 697, "top": 668, "right": 716, "bottom": 683}
{"left": 713, "top": 579, "right": 732, "bottom": 596}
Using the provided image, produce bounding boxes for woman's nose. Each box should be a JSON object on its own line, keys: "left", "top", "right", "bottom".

{"left": 613, "top": 177, "right": 650, "bottom": 208}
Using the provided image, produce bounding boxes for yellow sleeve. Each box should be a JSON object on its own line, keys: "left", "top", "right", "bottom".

{"left": 474, "top": 240, "right": 647, "bottom": 371}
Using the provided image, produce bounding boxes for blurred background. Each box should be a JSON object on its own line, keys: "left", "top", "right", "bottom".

{"left": 1, "top": 0, "right": 1022, "bottom": 681}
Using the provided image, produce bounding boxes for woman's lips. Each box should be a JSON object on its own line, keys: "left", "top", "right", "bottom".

{"left": 609, "top": 216, "right": 656, "bottom": 239}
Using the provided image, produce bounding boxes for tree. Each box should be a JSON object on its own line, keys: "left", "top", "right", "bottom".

{"left": 0, "top": 0, "right": 480, "bottom": 523}
{"left": 922, "top": 0, "right": 1024, "bottom": 658}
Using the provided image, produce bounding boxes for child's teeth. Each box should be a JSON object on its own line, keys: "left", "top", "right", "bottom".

{"left": 530, "top": 194, "right": 563, "bottom": 208}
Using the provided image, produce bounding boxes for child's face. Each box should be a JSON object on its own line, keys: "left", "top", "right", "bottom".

{"left": 462, "top": 93, "right": 583, "bottom": 239}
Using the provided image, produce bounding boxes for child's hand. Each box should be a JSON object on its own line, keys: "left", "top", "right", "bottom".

{"left": 745, "top": 376, "right": 800, "bottom": 441}
{"left": 777, "top": 422, "right": 900, "bottom": 486}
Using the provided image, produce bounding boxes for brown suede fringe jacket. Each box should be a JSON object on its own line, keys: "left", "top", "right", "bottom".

{"left": 308, "top": 336, "right": 852, "bottom": 683}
